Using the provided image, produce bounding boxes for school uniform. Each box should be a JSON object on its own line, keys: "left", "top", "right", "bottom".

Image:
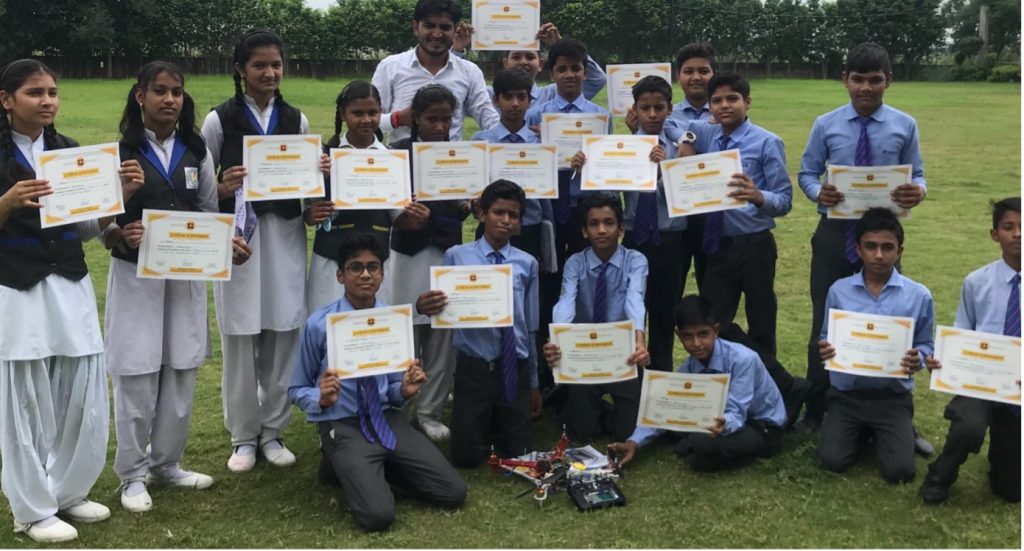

{"left": 622, "top": 128, "right": 692, "bottom": 372}
{"left": 663, "top": 99, "right": 712, "bottom": 144}
{"left": 798, "top": 102, "right": 926, "bottom": 422}
{"left": 306, "top": 135, "right": 392, "bottom": 314}
{"left": 445, "top": 238, "right": 539, "bottom": 467}
{"left": 552, "top": 245, "right": 647, "bottom": 442}
{"left": 454, "top": 50, "right": 607, "bottom": 109}
{"left": 627, "top": 338, "right": 786, "bottom": 471}
{"left": 201, "top": 93, "right": 311, "bottom": 450}
{"left": 816, "top": 269, "right": 934, "bottom": 483}
{"left": 922, "top": 259, "right": 1021, "bottom": 502}
{"left": 0, "top": 131, "right": 108, "bottom": 525}
{"left": 289, "top": 295, "right": 466, "bottom": 532}
{"left": 105, "top": 130, "right": 218, "bottom": 484}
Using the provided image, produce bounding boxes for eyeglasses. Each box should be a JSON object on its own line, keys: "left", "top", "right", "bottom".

{"left": 344, "top": 261, "right": 383, "bottom": 276}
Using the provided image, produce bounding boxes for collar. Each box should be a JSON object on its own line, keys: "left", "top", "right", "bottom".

{"left": 337, "top": 134, "right": 386, "bottom": 150}
{"left": 679, "top": 99, "right": 710, "bottom": 113}
{"left": 843, "top": 102, "right": 886, "bottom": 122}
{"left": 243, "top": 93, "right": 276, "bottom": 115}
{"left": 997, "top": 259, "right": 1021, "bottom": 284}
{"left": 637, "top": 126, "right": 670, "bottom": 145}
{"left": 332, "top": 293, "right": 381, "bottom": 314}
{"left": 476, "top": 236, "right": 513, "bottom": 260}
{"left": 687, "top": 339, "right": 725, "bottom": 373}
{"left": 11, "top": 129, "right": 43, "bottom": 150}
{"left": 584, "top": 245, "right": 624, "bottom": 272}
{"left": 143, "top": 128, "right": 177, "bottom": 148}
{"left": 496, "top": 121, "right": 535, "bottom": 142}
{"left": 720, "top": 118, "right": 753, "bottom": 143}
{"left": 553, "top": 93, "right": 587, "bottom": 112}
{"left": 530, "top": 83, "right": 541, "bottom": 100}
{"left": 853, "top": 268, "right": 904, "bottom": 290}
{"left": 410, "top": 46, "right": 454, "bottom": 70}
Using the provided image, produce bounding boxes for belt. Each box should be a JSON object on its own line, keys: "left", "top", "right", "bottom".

{"left": 720, "top": 229, "right": 771, "bottom": 246}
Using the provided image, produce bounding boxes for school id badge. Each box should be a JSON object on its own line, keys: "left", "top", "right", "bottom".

{"left": 185, "top": 167, "right": 199, "bottom": 190}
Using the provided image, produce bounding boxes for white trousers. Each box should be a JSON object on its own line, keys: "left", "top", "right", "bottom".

{"left": 220, "top": 330, "right": 299, "bottom": 448}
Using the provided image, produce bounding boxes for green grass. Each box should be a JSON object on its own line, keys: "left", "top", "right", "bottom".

{"left": 1, "top": 76, "right": 1020, "bottom": 548}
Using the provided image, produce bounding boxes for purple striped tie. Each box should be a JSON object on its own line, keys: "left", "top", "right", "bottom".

{"left": 701, "top": 135, "right": 729, "bottom": 254}
{"left": 1005, "top": 274, "right": 1021, "bottom": 338}
{"left": 356, "top": 378, "right": 396, "bottom": 450}
{"left": 491, "top": 251, "right": 519, "bottom": 402}
{"left": 592, "top": 263, "right": 608, "bottom": 323}
{"left": 844, "top": 117, "right": 872, "bottom": 264}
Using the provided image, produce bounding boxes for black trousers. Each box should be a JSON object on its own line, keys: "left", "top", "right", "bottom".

{"left": 718, "top": 322, "right": 794, "bottom": 393}
{"left": 319, "top": 412, "right": 466, "bottom": 532}
{"left": 450, "top": 353, "right": 533, "bottom": 468}
{"left": 925, "top": 396, "right": 1021, "bottom": 502}
{"left": 702, "top": 230, "right": 778, "bottom": 357}
{"left": 673, "top": 419, "right": 782, "bottom": 472}
{"left": 817, "top": 388, "right": 916, "bottom": 483}
{"left": 559, "top": 375, "right": 642, "bottom": 443}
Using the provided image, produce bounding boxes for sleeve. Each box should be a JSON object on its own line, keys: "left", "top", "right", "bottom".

{"left": 75, "top": 220, "right": 101, "bottom": 241}
{"left": 627, "top": 425, "right": 664, "bottom": 447}
{"left": 200, "top": 111, "right": 224, "bottom": 170}
{"left": 581, "top": 55, "right": 607, "bottom": 100}
{"left": 526, "top": 103, "right": 544, "bottom": 128}
{"left": 625, "top": 252, "right": 649, "bottom": 330}
{"left": 953, "top": 276, "right": 976, "bottom": 330}
{"left": 464, "top": 66, "right": 500, "bottom": 132}
{"left": 819, "top": 287, "right": 838, "bottom": 342}
{"left": 913, "top": 291, "right": 936, "bottom": 366}
{"left": 688, "top": 121, "right": 715, "bottom": 154}
{"left": 527, "top": 258, "right": 540, "bottom": 389}
{"left": 551, "top": 254, "right": 582, "bottom": 323}
{"left": 903, "top": 120, "right": 927, "bottom": 191}
{"left": 797, "top": 118, "right": 826, "bottom": 203}
{"left": 197, "top": 148, "right": 219, "bottom": 213}
{"left": 386, "top": 371, "right": 406, "bottom": 407}
{"left": 722, "top": 357, "right": 756, "bottom": 435}
{"left": 756, "top": 137, "right": 793, "bottom": 218}
{"left": 300, "top": 113, "right": 310, "bottom": 135}
{"left": 372, "top": 59, "right": 395, "bottom": 135}
{"left": 288, "top": 321, "right": 325, "bottom": 415}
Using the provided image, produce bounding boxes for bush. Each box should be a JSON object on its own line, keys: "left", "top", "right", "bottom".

{"left": 951, "top": 61, "right": 990, "bottom": 81}
{"left": 988, "top": 65, "right": 1021, "bottom": 82}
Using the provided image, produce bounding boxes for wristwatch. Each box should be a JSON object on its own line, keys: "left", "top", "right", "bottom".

{"left": 679, "top": 131, "right": 697, "bottom": 145}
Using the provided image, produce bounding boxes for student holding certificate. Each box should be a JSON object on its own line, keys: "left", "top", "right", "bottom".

{"left": 544, "top": 194, "right": 649, "bottom": 442}
{"left": 608, "top": 296, "right": 786, "bottom": 472}
{"left": 919, "top": 198, "right": 1021, "bottom": 504}
{"left": 816, "top": 208, "right": 934, "bottom": 484}
{"left": 289, "top": 234, "right": 466, "bottom": 532}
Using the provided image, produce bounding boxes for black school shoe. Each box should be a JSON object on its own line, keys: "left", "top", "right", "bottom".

{"left": 918, "top": 476, "right": 950, "bottom": 504}
{"left": 783, "top": 377, "right": 812, "bottom": 430}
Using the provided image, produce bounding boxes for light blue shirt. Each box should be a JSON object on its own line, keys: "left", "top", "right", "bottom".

{"left": 664, "top": 99, "right": 712, "bottom": 144}
{"left": 623, "top": 127, "right": 687, "bottom": 232}
{"left": 445, "top": 238, "right": 540, "bottom": 388}
{"left": 288, "top": 296, "right": 405, "bottom": 423}
{"left": 798, "top": 103, "right": 926, "bottom": 214}
{"left": 471, "top": 122, "right": 552, "bottom": 227}
{"left": 628, "top": 338, "right": 787, "bottom": 446}
{"left": 481, "top": 53, "right": 607, "bottom": 112}
{"left": 689, "top": 119, "right": 792, "bottom": 236}
{"left": 955, "top": 259, "right": 1020, "bottom": 334}
{"left": 552, "top": 245, "right": 648, "bottom": 329}
{"left": 526, "top": 93, "right": 613, "bottom": 202}
{"left": 820, "top": 269, "right": 935, "bottom": 393}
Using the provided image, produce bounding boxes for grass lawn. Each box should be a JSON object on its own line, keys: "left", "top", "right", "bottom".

{"left": 0, "top": 75, "right": 1020, "bottom": 548}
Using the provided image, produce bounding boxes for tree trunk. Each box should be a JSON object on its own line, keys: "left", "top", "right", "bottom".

{"left": 106, "top": 49, "right": 113, "bottom": 79}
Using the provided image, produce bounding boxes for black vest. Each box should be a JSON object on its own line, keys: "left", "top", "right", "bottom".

{"left": 312, "top": 144, "right": 391, "bottom": 262}
{"left": 213, "top": 97, "right": 303, "bottom": 220}
{"left": 0, "top": 134, "right": 89, "bottom": 290}
{"left": 112, "top": 140, "right": 203, "bottom": 263}
{"left": 388, "top": 138, "right": 467, "bottom": 256}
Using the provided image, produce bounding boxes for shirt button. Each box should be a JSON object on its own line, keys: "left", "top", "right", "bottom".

{"left": 50, "top": 263, "right": 57, "bottom": 269}
{"left": 49, "top": 240, "right": 56, "bottom": 248}
{"left": 170, "top": 203, "right": 175, "bottom": 207}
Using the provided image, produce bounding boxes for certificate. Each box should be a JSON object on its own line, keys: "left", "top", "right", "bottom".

{"left": 930, "top": 326, "right": 1021, "bottom": 406}
{"left": 330, "top": 149, "right": 411, "bottom": 210}
{"left": 37, "top": 143, "right": 124, "bottom": 228}
{"left": 606, "top": 63, "right": 672, "bottom": 117}
{"left": 827, "top": 165, "right": 911, "bottom": 219}
{"left": 326, "top": 305, "right": 415, "bottom": 379}
{"left": 637, "top": 370, "right": 730, "bottom": 434}
{"left": 488, "top": 144, "right": 558, "bottom": 198}
{"left": 826, "top": 308, "right": 915, "bottom": 378}
{"left": 242, "top": 134, "right": 324, "bottom": 201}
{"left": 661, "top": 150, "right": 745, "bottom": 217}
{"left": 550, "top": 322, "right": 637, "bottom": 384}
{"left": 412, "top": 142, "right": 489, "bottom": 201}
{"left": 541, "top": 113, "right": 609, "bottom": 169}
{"left": 471, "top": 0, "right": 540, "bottom": 51}
{"left": 430, "top": 265, "right": 513, "bottom": 329}
{"left": 136, "top": 209, "right": 235, "bottom": 281}
{"left": 581, "top": 135, "right": 658, "bottom": 192}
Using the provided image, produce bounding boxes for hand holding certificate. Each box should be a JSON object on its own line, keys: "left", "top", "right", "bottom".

{"left": 661, "top": 150, "right": 746, "bottom": 218}
{"left": 471, "top": 0, "right": 541, "bottom": 51}
{"left": 330, "top": 149, "right": 411, "bottom": 209}
{"left": 637, "top": 370, "right": 730, "bottom": 433}
{"left": 825, "top": 309, "right": 915, "bottom": 378}
{"left": 827, "top": 165, "right": 911, "bottom": 219}
{"left": 412, "top": 142, "right": 489, "bottom": 201}
{"left": 326, "top": 305, "right": 415, "bottom": 379}
{"left": 37, "top": 143, "right": 124, "bottom": 228}
{"left": 606, "top": 63, "right": 672, "bottom": 117}
{"left": 549, "top": 322, "right": 637, "bottom": 384}
{"left": 137, "top": 209, "right": 236, "bottom": 281}
{"left": 488, "top": 144, "right": 558, "bottom": 198}
{"left": 930, "top": 326, "right": 1021, "bottom": 406}
{"left": 242, "top": 134, "right": 324, "bottom": 201}
{"left": 429, "top": 265, "right": 513, "bottom": 328}
{"left": 540, "top": 113, "right": 609, "bottom": 169}
{"left": 581, "top": 136, "right": 658, "bottom": 192}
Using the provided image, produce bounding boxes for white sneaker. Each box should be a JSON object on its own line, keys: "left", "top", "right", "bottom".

{"left": 260, "top": 440, "right": 296, "bottom": 467}
{"left": 120, "top": 485, "right": 153, "bottom": 513}
{"left": 147, "top": 470, "right": 214, "bottom": 490}
{"left": 419, "top": 418, "right": 451, "bottom": 442}
{"left": 227, "top": 445, "right": 257, "bottom": 473}
{"left": 59, "top": 499, "right": 110, "bottom": 523}
{"left": 14, "top": 517, "right": 78, "bottom": 543}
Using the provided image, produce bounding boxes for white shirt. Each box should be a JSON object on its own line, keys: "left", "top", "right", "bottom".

{"left": 372, "top": 47, "right": 499, "bottom": 143}
{"left": 141, "top": 129, "right": 219, "bottom": 213}
{"left": 201, "top": 94, "right": 311, "bottom": 164}
{"left": 334, "top": 134, "right": 388, "bottom": 151}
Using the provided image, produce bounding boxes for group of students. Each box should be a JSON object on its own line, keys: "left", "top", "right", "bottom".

{"left": 0, "top": 0, "right": 1018, "bottom": 542}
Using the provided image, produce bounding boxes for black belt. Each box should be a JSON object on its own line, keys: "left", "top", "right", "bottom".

{"left": 719, "top": 229, "right": 771, "bottom": 246}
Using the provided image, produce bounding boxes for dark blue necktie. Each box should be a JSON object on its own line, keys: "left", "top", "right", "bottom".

{"left": 356, "top": 378, "right": 396, "bottom": 450}
{"left": 552, "top": 104, "right": 577, "bottom": 226}
{"left": 505, "top": 133, "right": 524, "bottom": 144}
{"left": 1006, "top": 274, "right": 1021, "bottom": 338}
{"left": 632, "top": 139, "right": 662, "bottom": 247}
{"left": 491, "top": 251, "right": 519, "bottom": 402}
{"left": 701, "top": 135, "right": 729, "bottom": 254}
{"left": 592, "top": 263, "right": 609, "bottom": 323}
{"left": 844, "top": 117, "right": 872, "bottom": 264}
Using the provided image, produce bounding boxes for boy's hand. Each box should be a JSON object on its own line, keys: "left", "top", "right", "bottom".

{"left": 400, "top": 361, "right": 428, "bottom": 398}
{"left": 305, "top": 200, "right": 334, "bottom": 226}
{"left": 900, "top": 348, "right": 922, "bottom": 375}
{"left": 531, "top": 388, "right": 543, "bottom": 418}
{"left": 232, "top": 236, "right": 252, "bottom": 265}
{"left": 453, "top": 22, "right": 474, "bottom": 52}
{"left": 542, "top": 342, "right": 561, "bottom": 367}
{"left": 392, "top": 108, "right": 414, "bottom": 128}
{"left": 818, "top": 340, "right": 836, "bottom": 362}
{"left": 218, "top": 166, "right": 247, "bottom": 199}
{"left": 817, "top": 183, "right": 843, "bottom": 207}
{"left": 624, "top": 107, "right": 640, "bottom": 134}
{"left": 606, "top": 440, "right": 638, "bottom": 468}
{"left": 676, "top": 142, "right": 697, "bottom": 158}
{"left": 121, "top": 221, "right": 145, "bottom": 249}
{"left": 320, "top": 153, "right": 331, "bottom": 175}
{"left": 570, "top": 151, "right": 587, "bottom": 171}
{"left": 649, "top": 144, "right": 666, "bottom": 164}
{"left": 727, "top": 173, "right": 764, "bottom": 207}
{"left": 925, "top": 355, "right": 941, "bottom": 372}
{"left": 706, "top": 416, "right": 726, "bottom": 437}
{"left": 319, "top": 369, "right": 341, "bottom": 408}
{"left": 536, "top": 22, "right": 562, "bottom": 46}
{"left": 892, "top": 183, "right": 925, "bottom": 209}
{"left": 416, "top": 290, "right": 447, "bottom": 316}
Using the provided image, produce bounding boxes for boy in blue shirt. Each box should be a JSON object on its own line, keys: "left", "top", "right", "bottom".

{"left": 288, "top": 234, "right": 466, "bottom": 532}
{"left": 627, "top": 41, "right": 716, "bottom": 140}
{"left": 817, "top": 208, "right": 934, "bottom": 484}
{"left": 607, "top": 295, "right": 787, "bottom": 472}
{"left": 797, "top": 43, "right": 928, "bottom": 434}
{"left": 919, "top": 197, "right": 1021, "bottom": 504}
{"left": 543, "top": 193, "right": 650, "bottom": 442}
{"left": 417, "top": 180, "right": 540, "bottom": 467}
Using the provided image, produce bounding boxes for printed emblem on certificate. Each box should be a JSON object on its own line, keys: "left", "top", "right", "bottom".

{"left": 541, "top": 113, "right": 609, "bottom": 169}
{"left": 430, "top": 265, "right": 513, "bottom": 329}
{"left": 661, "top": 149, "right": 745, "bottom": 217}
{"left": 637, "top": 371, "right": 730, "bottom": 433}
{"left": 826, "top": 309, "right": 915, "bottom": 378}
{"left": 242, "top": 134, "right": 324, "bottom": 201}
{"left": 471, "top": 0, "right": 540, "bottom": 51}
{"left": 412, "top": 141, "right": 489, "bottom": 201}
{"left": 37, "top": 143, "right": 124, "bottom": 228}
{"left": 930, "top": 326, "right": 1021, "bottom": 406}
{"left": 581, "top": 135, "right": 658, "bottom": 192}
{"left": 488, "top": 144, "right": 558, "bottom": 198}
{"left": 827, "top": 164, "right": 911, "bottom": 219}
{"left": 136, "top": 209, "right": 235, "bottom": 281}
{"left": 326, "top": 305, "right": 415, "bottom": 379}
{"left": 550, "top": 322, "right": 637, "bottom": 384}
{"left": 606, "top": 63, "right": 672, "bottom": 117}
{"left": 330, "top": 149, "right": 411, "bottom": 209}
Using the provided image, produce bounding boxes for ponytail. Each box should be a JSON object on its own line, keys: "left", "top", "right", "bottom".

{"left": 327, "top": 80, "right": 381, "bottom": 148}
